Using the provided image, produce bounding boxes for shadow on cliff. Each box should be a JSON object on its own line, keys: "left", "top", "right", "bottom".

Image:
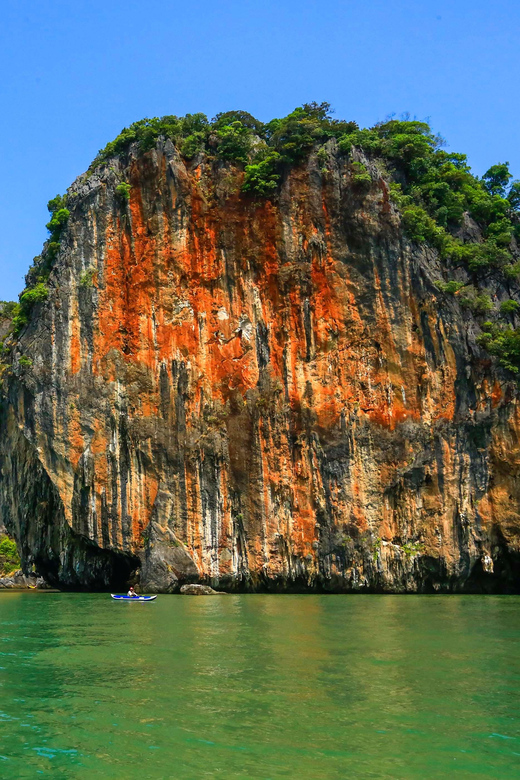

{"left": 0, "top": 408, "right": 140, "bottom": 591}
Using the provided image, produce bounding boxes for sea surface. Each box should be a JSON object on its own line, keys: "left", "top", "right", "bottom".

{"left": 0, "top": 593, "right": 518, "bottom": 779}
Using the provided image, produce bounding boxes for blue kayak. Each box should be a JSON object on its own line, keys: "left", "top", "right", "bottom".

{"left": 111, "top": 594, "right": 157, "bottom": 601}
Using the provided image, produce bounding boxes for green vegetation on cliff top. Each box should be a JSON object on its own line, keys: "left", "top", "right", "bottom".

{"left": 7, "top": 103, "right": 520, "bottom": 374}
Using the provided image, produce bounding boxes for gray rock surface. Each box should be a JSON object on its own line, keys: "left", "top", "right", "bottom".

{"left": 140, "top": 521, "right": 199, "bottom": 593}
{"left": 0, "top": 570, "right": 48, "bottom": 589}
{"left": 180, "top": 584, "right": 223, "bottom": 595}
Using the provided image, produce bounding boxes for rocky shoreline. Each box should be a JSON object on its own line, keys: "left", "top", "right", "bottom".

{"left": 0, "top": 570, "right": 49, "bottom": 590}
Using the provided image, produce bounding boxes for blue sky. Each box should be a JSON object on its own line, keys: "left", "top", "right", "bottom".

{"left": 0, "top": 0, "right": 519, "bottom": 301}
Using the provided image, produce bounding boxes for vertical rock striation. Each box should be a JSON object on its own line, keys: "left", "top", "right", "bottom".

{"left": 1, "top": 137, "right": 520, "bottom": 591}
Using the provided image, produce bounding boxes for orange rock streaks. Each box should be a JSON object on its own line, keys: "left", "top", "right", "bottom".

{"left": 22, "top": 146, "right": 520, "bottom": 590}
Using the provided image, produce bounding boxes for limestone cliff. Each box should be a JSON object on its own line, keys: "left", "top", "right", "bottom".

{"left": 1, "top": 112, "right": 520, "bottom": 592}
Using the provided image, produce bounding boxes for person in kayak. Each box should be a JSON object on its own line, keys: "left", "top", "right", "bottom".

{"left": 127, "top": 586, "right": 138, "bottom": 598}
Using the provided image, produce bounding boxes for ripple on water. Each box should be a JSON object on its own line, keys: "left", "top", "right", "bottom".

{"left": 0, "top": 593, "right": 518, "bottom": 778}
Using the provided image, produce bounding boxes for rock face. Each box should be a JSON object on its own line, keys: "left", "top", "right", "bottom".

{"left": 180, "top": 584, "right": 222, "bottom": 595}
{"left": 1, "top": 138, "right": 520, "bottom": 592}
{"left": 0, "top": 570, "right": 48, "bottom": 589}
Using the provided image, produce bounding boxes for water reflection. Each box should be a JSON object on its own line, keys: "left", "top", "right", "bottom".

{"left": 0, "top": 593, "right": 519, "bottom": 778}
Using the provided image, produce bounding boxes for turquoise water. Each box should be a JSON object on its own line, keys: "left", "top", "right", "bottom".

{"left": 0, "top": 593, "right": 519, "bottom": 778}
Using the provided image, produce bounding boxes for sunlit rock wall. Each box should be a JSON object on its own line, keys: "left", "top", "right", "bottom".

{"left": 1, "top": 138, "right": 520, "bottom": 591}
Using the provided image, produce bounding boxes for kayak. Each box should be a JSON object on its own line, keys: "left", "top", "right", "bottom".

{"left": 111, "top": 594, "right": 157, "bottom": 601}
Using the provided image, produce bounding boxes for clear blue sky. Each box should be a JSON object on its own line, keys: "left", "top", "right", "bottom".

{"left": 1, "top": 0, "right": 519, "bottom": 301}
